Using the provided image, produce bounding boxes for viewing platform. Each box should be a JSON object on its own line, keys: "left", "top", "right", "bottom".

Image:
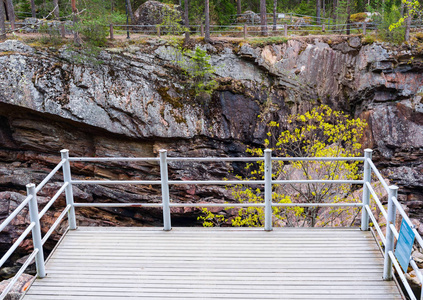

{"left": 24, "top": 227, "right": 401, "bottom": 299}
{"left": 1, "top": 148, "right": 422, "bottom": 299}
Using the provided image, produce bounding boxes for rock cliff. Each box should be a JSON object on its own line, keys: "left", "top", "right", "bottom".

{"left": 0, "top": 36, "right": 422, "bottom": 259}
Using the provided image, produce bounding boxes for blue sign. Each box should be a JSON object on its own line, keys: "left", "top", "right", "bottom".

{"left": 395, "top": 219, "right": 415, "bottom": 272}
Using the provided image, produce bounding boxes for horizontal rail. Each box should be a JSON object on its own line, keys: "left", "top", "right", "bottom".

{"left": 169, "top": 180, "right": 264, "bottom": 185}
{"left": 0, "top": 249, "right": 38, "bottom": 299}
{"left": 35, "top": 159, "right": 66, "bottom": 193}
{"left": 365, "top": 205, "right": 386, "bottom": 245}
{"left": 68, "top": 157, "right": 160, "bottom": 162}
{"left": 410, "top": 259, "right": 423, "bottom": 284}
{"left": 388, "top": 251, "right": 416, "bottom": 300}
{"left": 0, "top": 222, "right": 35, "bottom": 268}
{"left": 0, "top": 195, "right": 33, "bottom": 232}
{"left": 366, "top": 182, "right": 388, "bottom": 220}
{"left": 71, "top": 180, "right": 162, "bottom": 185}
{"left": 38, "top": 182, "right": 69, "bottom": 219}
{"left": 389, "top": 223, "right": 399, "bottom": 240}
{"left": 271, "top": 157, "right": 365, "bottom": 161}
{"left": 41, "top": 205, "right": 71, "bottom": 245}
{"left": 167, "top": 157, "right": 263, "bottom": 162}
{"left": 367, "top": 158, "right": 390, "bottom": 192}
{"left": 272, "top": 180, "right": 364, "bottom": 184}
{"left": 73, "top": 203, "right": 163, "bottom": 208}
{"left": 392, "top": 196, "right": 423, "bottom": 250}
{"left": 272, "top": 202, "right": 362, "bottom": 207}
{"left": 72, "top": 202, "right": 361, "bottom": 208}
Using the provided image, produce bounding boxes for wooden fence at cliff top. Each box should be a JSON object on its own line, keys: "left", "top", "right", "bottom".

{"left": 3, "top": 11, "right": 423, "bottom": 40}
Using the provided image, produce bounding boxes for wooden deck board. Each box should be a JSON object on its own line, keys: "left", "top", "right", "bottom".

{"left": 23, "top": 227, "right": 403, "bottom": 300}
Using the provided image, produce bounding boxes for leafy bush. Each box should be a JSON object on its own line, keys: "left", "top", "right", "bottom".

{"left": 38, "top": 22, "right": 62, "bottom": 46}
{"left": 377, "top": 5, "right": 405, "bottom": 44}
{"left": 172, "top": 44, "right": 217, "bottom": 99}
{"left": 200, "top": 105, "right": 368, "bottom": 228}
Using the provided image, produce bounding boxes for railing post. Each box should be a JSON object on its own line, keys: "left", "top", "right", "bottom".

{"left": 284, "top": 24, "right": 287, "bottom": 36}
{"left": 60, "top": 149, "right": 77, "bottom": 230}
{"left": 264, "top": 149, "right": 272, "bottom": 231}
{"left": 362, "top": 22, "right": 366, "bottom": 35}
{"left": 361, "top": 148, "right": 372, "bottom": 231}
{"left": 243, "top": 24, "right": 247, "bottom": 39}
{"left": 157, "top": 25, "right": 161, "bottom": 37}
{"left": 200, "top": 24, "right": 204, "bottom": 37}
{"left": 109, "top": 24, "right": 114, "bottom": 40}
{"left": 383, "top": 185, "right": 399, "bottom": 280}
{"left": 26, "top": 184, "right": 46, "bottom": 278}
{"left": 160, "top": 150, "right": 171, "bottom": 231}
{"left": 322, "top": 23, "right": 325, "bottom": 32}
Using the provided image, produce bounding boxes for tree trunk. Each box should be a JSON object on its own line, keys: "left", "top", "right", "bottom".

{"left": 272, "top": 0, "right": 277, "bottom": 31}
{"left": 125, "top": 0, "right": 134, "bottom": 23}
{"left": 260, "top": 0, "right": 267, "bottom": 36}
{"left": 6, "top": 0, "right": 15, "bottom": 30}
{"left": 237, "top": 0, "right": 241, "bottom": 16}
{"left": 346, "top": 0, "right": 350, "bottom": 34}
{"left": 405, "top": 3, "right": 411, "bottom": 42}
{"left": 400, "top": 1, "right": 405, "bottom": 17}
{"left": 53, "top": 0, "right": 59, "bottom": 18}
{"left": 184, "top": 0, "right": 189, "bottom": 44}
{"left": 205, "top": 0, "right": 210, "bottom": 42}
{"left": 0, "top": 1, "right": 6, "bottom": 39}
{"left": 322, "top": 0, "right": 325, "bottom": 21}
{"left": 71, "top": 0, "right": 81, "bottom": 46}
{"left": 30, "top": 0, "right": 36, "bottom": 18}
{"left": 332, "top": 0, "right": 337, "bottom": 24}
{"left": 316, "top": 0, "right": 321, "bottom": 24}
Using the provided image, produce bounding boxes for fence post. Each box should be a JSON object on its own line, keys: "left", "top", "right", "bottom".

{"left": 322, "top": 23, "right": 325, "bottom": 32}
{"left": 26, "top": 184, "right": 46, "bottom": 278}
{"left": 362, "top": 22, "right": 366, "bottom": 35}
{"left": 157, "top": 25, "right": 161, "bottom": 37}
{"left": 383, "top": 185, "right": 399, "bottom": 280}
{"left": 60, "top": 149, "right": 77, "bottom": 230}
{"left": 290, "top": 13, "right": 292, "bottom": 24}
{"left": 361, "top": 149, "right": 372, "bottom": 231}
{"left": 160, "top": 150, "right": 171, "bottom": 231}
{"left": 109, "top": 24, "right": 114, "bottom": 40}
{"left": 264, "top": 149, "right": 272, "bottom": 231}
{"left": 284, "top": 23, "right": 288, "bottom": 37}
{"left": 200, "top": 24, "right": 204, "bottom": 37}
{"left": 243, "top": 24, "right": 247, "bottom": 39}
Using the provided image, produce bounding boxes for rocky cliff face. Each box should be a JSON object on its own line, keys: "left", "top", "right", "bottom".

{"left": 0, "top": 37, "right": 422, "bottom": 257}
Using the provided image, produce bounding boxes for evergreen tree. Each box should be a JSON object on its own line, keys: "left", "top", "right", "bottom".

{"left": 260, "top": 0, "right": 267, "bottom": 35}
{"left": 0, "top": 1, "right": 5, "bottom": 39}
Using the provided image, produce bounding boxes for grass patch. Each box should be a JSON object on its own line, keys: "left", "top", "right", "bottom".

{"left": 248, "top": 36, "right": 289, "bottom": 46}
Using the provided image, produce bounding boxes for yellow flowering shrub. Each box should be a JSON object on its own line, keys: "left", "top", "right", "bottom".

{"left": 199, "top": 105, "right": 368, "bottom": 228}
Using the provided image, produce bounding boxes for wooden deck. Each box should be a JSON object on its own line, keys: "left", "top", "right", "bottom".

{"left": 23, "top": 227, "right": 403, "bottom": 299}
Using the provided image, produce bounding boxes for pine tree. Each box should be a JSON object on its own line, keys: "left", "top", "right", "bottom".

{"left": 260, "top": 0, "right": 267, "bottom": 36}
{"left": 0, "top": 1, "right": 6, "bottom": 39}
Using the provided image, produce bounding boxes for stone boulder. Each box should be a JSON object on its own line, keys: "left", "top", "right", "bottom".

{"left": 133, "top": 0, "right": 182, "bottom": 27}
{"left": 0, "top": 274, "right": 34, "bottom": 300}
{"left": 236, "top": 11, "right": 260, "bottom": 25}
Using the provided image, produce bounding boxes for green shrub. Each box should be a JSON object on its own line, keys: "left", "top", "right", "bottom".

{"left": 38, "top": 22, "right": 62, "bottom": 46}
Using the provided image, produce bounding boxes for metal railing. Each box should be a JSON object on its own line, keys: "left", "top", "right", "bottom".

{"left": 361, "top": 149, "right": 423, "bottom": 300}
{"left": 0, "top": 150, "right": 74, "bottom": 298}
{"left": 0, "top": 148, "right": 421, "bottom": 299}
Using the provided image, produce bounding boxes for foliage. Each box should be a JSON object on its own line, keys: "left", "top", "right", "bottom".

{"left": 248, "top": 36, "right": 289, "bottom": 46}
{"left": 200, "top": 105, "right": 368, "bottom": 228}
{"left": 362, "top": 34, "right": 376, "bottom": 44}
{"left": 389, "top": 0, "right": 422, "bottom": 31}
{"left": 172, "top": 43, "right": 217, "bottom": 99}
{"left": 38, "top": 22, "right": 62, "bottom": 46}
{"left": 378, "top": 5, "right": 405, "bottom": 44}
{"left": 159, "top": 5, "right": 187, "bottom": 35}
